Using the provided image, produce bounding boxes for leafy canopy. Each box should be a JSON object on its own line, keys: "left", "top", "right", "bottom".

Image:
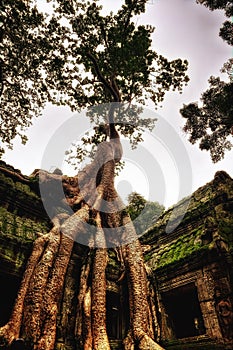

{"left": 0, "top": 0, "right": 46, "bottom": 150}
{"left": 126, "top": 191, "right": 165, "bottom": 233}
{"left": 1, "top": 0, "right": 189, "bottom": 156}
{"left": 197, "top": 0, "right": 233, "bottom": 45}
{"left": 181, "top": 1, "right": 233, "bottom": 162}
{"left": 181, "top": 74, "right": 233, "bottom": 163}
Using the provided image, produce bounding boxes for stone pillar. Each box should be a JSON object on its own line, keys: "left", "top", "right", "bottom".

{"left": 196, "top": 266, "right": 223, "bottom": 340}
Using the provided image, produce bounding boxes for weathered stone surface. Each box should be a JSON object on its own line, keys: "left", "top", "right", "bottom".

{"left": 142, "top": 171, "right": 233, "bottom": 272}
{"left": 141, "top": 171, "right": 233, "bottom": 349}
{"left": 0, "top": 164, "right": 232, "bottom": 349}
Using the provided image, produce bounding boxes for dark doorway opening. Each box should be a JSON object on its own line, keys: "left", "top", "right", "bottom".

{"left": 106, "top": 288, "right": 130, "bottom": 340}
{"left": 0, "top": 273, "right": 21, "bottom": 326}
{"left": 162, "top": 283, "right": 206, "bottom": 339}
{"left": 106, "top": 291, "right": 121, "bottom": 339}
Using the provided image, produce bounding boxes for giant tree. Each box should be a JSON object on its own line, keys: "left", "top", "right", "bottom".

{"left": 0, "top": 1, "right": 189, "bottom": 349}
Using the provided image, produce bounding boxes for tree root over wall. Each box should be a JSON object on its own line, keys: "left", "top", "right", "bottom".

{"left": 0, "top": 140, "right": 164, "bottom": 350}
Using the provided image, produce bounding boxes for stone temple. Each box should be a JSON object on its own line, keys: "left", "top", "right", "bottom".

{"left": 0, "top": 160, "right": 232, "bottom": 349}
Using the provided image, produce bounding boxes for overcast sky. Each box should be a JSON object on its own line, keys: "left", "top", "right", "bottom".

{"left": 2, "top": 0, "right": 232, "bottom": 207}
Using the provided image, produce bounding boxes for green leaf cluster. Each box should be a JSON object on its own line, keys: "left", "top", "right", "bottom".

{"left": 126, "top": 191, "right": 165, "bottom": 234}
{"left": 181, "top": 76, "right": 233, "bottom": 162}
{"left": 182, "top": 0, "right": 233, "bottom": 162}
{"left": 1, "top": 0, "right": 189, "bottom": 155}
{"left": 197, "top": 0, "right": 233, "bottom": 45}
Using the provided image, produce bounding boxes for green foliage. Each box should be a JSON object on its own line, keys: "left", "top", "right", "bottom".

{"left": 1, "top": 0, "right": 189, "bottom": 157}
{"left": 220, "top": 20, "right": 233, "bottom": 46}
{"left": 197, "top": 0, "right": 233, "bottom": 17}
{"left": 0, "top": 0, "right": 49, "bottom": 154}
{"left": 0, "top": 172, "right": 39, "bottom": 199}
{"left": 56, "top": 0, "right": 189, "bottom": 108}
{"left": 127, "top": 192, "right": 147, "bottom": 220}
{"left": 106, "top": 249, "right": 121, "bottom": 270}
{"left": 157, "top": 231, "right": 206, "bottom": 268}
{"left": 0, "top": 207, "right": 48, "bottom": 240}
{"left": 197, "top": 0, "right": 233, "bottom": 45}
{"left": 126, "top": 191, "right": 165, "bottom": 234}
{"left": 182, "top": 0, "right": 233, "bottom": 162}
{"left": 181, "top": 76, "right": 233, "bottom": 162}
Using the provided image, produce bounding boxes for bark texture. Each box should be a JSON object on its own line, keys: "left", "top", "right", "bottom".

{"left": 0, "top": 120, "right": 164, "bottom": 349}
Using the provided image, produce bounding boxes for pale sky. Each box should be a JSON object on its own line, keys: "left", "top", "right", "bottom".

{"left": 2, "top": 0, "right": 232, "bottom": 208}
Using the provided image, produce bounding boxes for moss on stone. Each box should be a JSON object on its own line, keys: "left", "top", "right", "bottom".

{"left": 0, "top": 172, "right": 39, "bottom": 200}
{"left": 0, "top": 207, "right": 48, "bottom": 241}
{"left": 143, "top": 171, "right": 233, "bottom": 271}
{"left": 0, "top": 235, "right": 33, "bottom": 276}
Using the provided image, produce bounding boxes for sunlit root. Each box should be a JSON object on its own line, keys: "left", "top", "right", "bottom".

{"left": 121, "top": 214, "right": 165, "bottom": 350}
{"left": 92, "top": 215, "right": 110, "bottom": 350}
{"left": 75, "top": 253, "right": 92, "bottom": 349}
{"left": 0, "top": 234, "right": 49, "bottom": 346}
{"left": 36, "top": 234, "right": 74, "bottom": 350}
{"left": 123, "top": 331, "right": 135, "bottom": 350}
{"left": 22, "top": 227, "right": 61, "bottom": 342}
{"left": 136, "top": 331, "right": 164, "bottom": 350}
{"left": 60, "top": 204, "right": 89, "bottom": 240}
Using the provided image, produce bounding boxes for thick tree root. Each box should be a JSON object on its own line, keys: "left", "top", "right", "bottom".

{"left": 92, "top": 216, "right": 110, "bottom": 350}
{"left": 0, "top": 206, "right": 89, "bottom": 349}
{"left": 123, "top": 331, "right": 135, "bottom": 350}
{"left": 75, "top": 252, "right": 92, "bottom": 346}
{"left": 22, "top": 227, "right": 61, "bottom": 342}
{"left": 0, "top": 234, "right": 49, "bottom": 346}
{"left": 137, "top": 330, "right": 164, "bottom": 350}
{"left": 123, "top": 330, "right": 164, "bottom": 350}
{"left": 35, "top": 234, "right": 74, "bottom": 350}
{"left": 0, "top": 132, "right": 164, "bottom": 350}
{"left": 121, "top": 215, "right": 165, "bottom": 350}
{"left": 83, "top": 287, "right": 92, "bottom": 350}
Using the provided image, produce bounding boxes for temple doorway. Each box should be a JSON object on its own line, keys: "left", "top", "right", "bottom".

{"left": 106, "top": 289, "right": 130, "bottom": 340}
{"left": 162, "top": 283, "right": 206, "bottom": 339}
{"left": 106, "top": 291, "right": 121, "bottom": 339}
{"left": 0, "top": 273, "right": 21, "bottom": 326}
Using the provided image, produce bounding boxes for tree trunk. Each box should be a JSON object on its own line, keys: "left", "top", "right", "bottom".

{"left": 0, "top": 234, "right": 49, "bottom": 345}
{"left": 0, "top": 207, "right": 89, "bottom": 349}
{"left": 92, "top": 245, "right": 110, "bottom": 350}
{"left": 0, "top": 134, "right": 164, "bottom": 350}
{"left": 75, "top": 252, "right": 92, "bottom": 348}
{"left": 122, "top": 237, "right": 164, "bottom": 350}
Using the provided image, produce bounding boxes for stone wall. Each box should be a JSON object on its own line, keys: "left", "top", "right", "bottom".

{"left": 0, "top": 163, "right": 232, "bottom": 349}
{"left": 142, "top": 171, "right": 233, "bottom": 349}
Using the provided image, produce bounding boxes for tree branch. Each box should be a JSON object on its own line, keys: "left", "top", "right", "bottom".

{"left": 99, "top": 22, "right": 109, "bottom": 52}
{"left": 86, "top": 52, "right": 120, "bottom": 102}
